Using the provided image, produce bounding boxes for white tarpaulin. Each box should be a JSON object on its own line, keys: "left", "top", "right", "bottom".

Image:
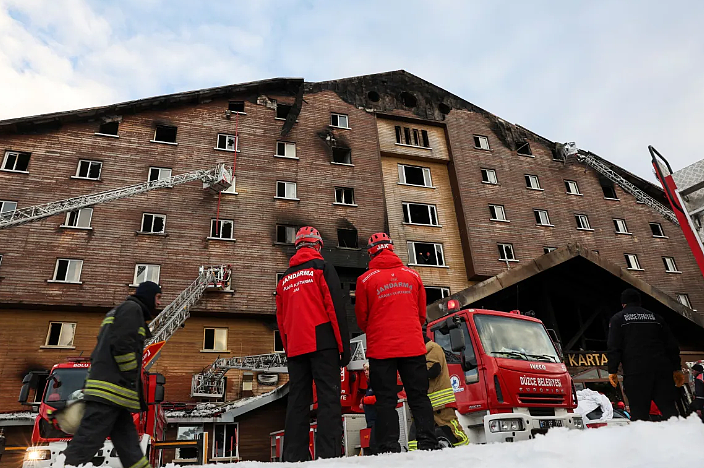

{"left": 575, "top": 388, "right": 613, "bottom": 422}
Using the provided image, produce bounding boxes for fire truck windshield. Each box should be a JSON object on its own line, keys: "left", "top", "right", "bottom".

{"left": 474, "top": 314, "right": 560, "bottom": 363}
{"left": 43, "top": 368, "right": 88, "bottom": 404}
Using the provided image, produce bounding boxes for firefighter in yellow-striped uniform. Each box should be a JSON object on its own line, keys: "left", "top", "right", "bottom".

{"left": 61, "top": 281, "right": 162, "bottom": 468}
{"left": 409, "top": 335, "right": 469, "bottom": 449}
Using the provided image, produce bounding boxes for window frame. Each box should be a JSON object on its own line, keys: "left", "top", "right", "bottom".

{"left": 602, "top": 185, "right": 619, "bottom": 200}
{"left": 276, "top": 225, "right": 297, "bottom": 244}
{"left": 424, "top": 286, "right": 450, "bottom": 305}
{"left": 202, "top": 327, "right": 229, "bottom": 352}
{"left": 212, "top": 423, "right": 239, "bottom": 460}
{"left": 662, "top": 256, "right": 681, "bottom": 273}
{"left": 275, "top": 181, "right": 299, "bottom": 200}
{"left": 575, "top": 214, "right": 593, "bottom": 231}
{"left": 516, "top": 141, "right": 533, "bottom": 157}
{"left": 221, "top": 176, "right": 237, "bottom": 194}
{"left": 62, "top": 208, "right": 93, "bottom": 230}
{"left": 337, "top": 228, "right": 359, "bottom": 249}
{"left": 140, "top": 213, "right": 167, "bottom": 234}
{"left": 525, "top": 174, "right": 542, "bottom": 190}
{"left": 215, "top": 134, "right": 240, "bottom": 152}
{"left": 50, "top": 259, "right": 84, "bottom": 284}
{"left": 676, "top": 293, "right": 693, "bottom": 309}
{"left": 148, "top": 167, "right": 172, "bottom": 182}
{"left": 275, "top": 103, "right": 292, "bottom": 120}
{"left": 481, "top": 168, "right": 498, "bottom": 185}
{"left": 2, "top": 150, "right": 31, "bottom": 173}
{"left": 498, "top": 243, "right": 517, "bottom": 262}
{"left": 209, "top": 219, "right": 235, "bottom": 240}
{"left": 543, "top": 246, "right": 557, "bottom": 254}
{"left": 43, "top": 322, "right": 77, "bottom": 348}
{"left": 0, "top": 200, "right": 18, "bottom": 215}
{"left": 394, "top": 126, "right": 431, "bottom": 149}
{"left": 73, "top": 159, "right": 103, "bottom": 180}
{"left": 624, "top": 254, "right": 643, "bottom": 271}
{"left": 613, "top": 218, "right": 630, "bottom": 234}
{"left": 534, "top": 209, "right": 552, "bottom": 226}
{"left": 330, "top": 113, "right": 350, "bottom": 129}
{"left": 275, "top": 141, "right": 297, "bottom": 159}
{"left": 331, "top": 147, "right": 352, "bottom": 165}
{"left": 132, "top": 264, "right": 160, "bottom": 286}
{"left": 96, "top": 121, "right": 119, "bottom": 137}
{"left": 151, "top": 125, "right": 178, "bottom": 145}
{"left": 407, "top": 241, "right": 446, "bottom": 267}
{"left": 398, "top": 164, "right": 433, "bottom": 188}
{"left": 650, "top": 222, "right": 667, "bottom": 238}
{"left": 474, "top": 135, "right": 490, "bottom": 150}
{"left": 402, "top": 202, "right": 440, "bottom": 226}
{"left": 334, "top": 187, "right": 356, "bottom": 206}
{"left": 565, "top": 180, "right": 581, "bottom": 195}
{"left": 228, "top": 101, "right": 246, "bottom": 114}
{"left": 489, "top": 204, "right": 508, "bottom": 222}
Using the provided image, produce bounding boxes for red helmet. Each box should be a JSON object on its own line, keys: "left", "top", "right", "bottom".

{"left": 367, "top": 232, "right": 394, "bottom": 257}
{"left": 295, "top": 226, "right": 323, "bottom": 249}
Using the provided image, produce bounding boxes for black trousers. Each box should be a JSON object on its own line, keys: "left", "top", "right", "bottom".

{"left": 623, "top": 371, "right": 679, "bottom": 422}
{"left": 63, "top": 401, "right": 149, "bottom": 468}
{"left": 283, "top": 349, "right": 342, "bottom": 462}
{"left": 369, "top": 355, "right": 437, "bottom": 453}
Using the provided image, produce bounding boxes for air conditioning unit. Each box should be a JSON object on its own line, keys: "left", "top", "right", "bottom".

{"left": 257, "top": 374, "right": 279, "bottom": 386}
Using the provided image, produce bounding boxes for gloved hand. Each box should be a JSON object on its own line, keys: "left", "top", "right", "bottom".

{"left": 340, "top": 348, "right": 351, "bottom": 367}
{"left": 673, "top": 370, "right": 685, "bottom": 387}
{"left": 608, "top": 373, "right": 619, "bottom": 388}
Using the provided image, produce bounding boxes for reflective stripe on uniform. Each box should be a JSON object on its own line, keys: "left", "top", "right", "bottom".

{"left": 115, "top": 352, "right": 137, "bottom": 363}
{"left": 86, "top": 379, "right": 138, "bottom": 399}
{"left": 101, "top": 317, "right": 115, "bottom": 327}
{"left": 129, "top": 456, "right": 150, "bottom": 468}
{"left": 450, "top": 420, "right": 469, "bottom": 446}
{"left": 119, "top": 360, "right": 138, "bottom": 372}
{"left": 138, "top": 327, "right": 146, "bottom": 336}
{"left": 84, "top": 388, "right": 140, "bottom": 411}
{"left": 429, "top": 387, "right": 456, "bottom": 408}
{"left": 407, "top": 440, "right": 418, "bottom": 451}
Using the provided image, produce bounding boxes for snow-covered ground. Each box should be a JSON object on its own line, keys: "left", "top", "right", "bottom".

{"left": 167, "top": 416, "right": 704, "bottom": 468}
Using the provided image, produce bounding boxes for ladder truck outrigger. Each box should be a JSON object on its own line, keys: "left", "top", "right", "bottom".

{"left": 16, "top": 163, "right": 236, "bottom": 468}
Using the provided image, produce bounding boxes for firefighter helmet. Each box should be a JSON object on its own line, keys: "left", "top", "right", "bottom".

{"left": 294, "top": 226, "right": 323, "bottom": 250}
{"left": 367, "top": 232, "right": 394, "bottom": 257}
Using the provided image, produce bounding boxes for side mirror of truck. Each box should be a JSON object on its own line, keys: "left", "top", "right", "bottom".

{"left": 18, "top": 372, "right": 39, "bottom": 405}
{"left": 154, "top": 373, "right": 166, "bottom": 403}
{"left": 449, "top": 327, "right": 465, "bottom": 353}
{"left": 461, "top": 355, "right": 478, "bottom": 372}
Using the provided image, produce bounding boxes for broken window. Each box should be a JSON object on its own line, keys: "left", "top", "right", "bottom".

{"left": 474, "top": 135, "right": 490, "bottom": 150}
{"left": 516, "top": 141, "right": 532, "bottom": 156}
{"left": 400, "top": 92, "right": 417, "bottom": 107}
{"left": 45, "top": 322, "right": 76, "bottom": 347}
{"left": 2, "top": 150, "right": 31, "bottom": 172}
{"left": 221, "top": 176, "right": 237, "bottom": 194}
{"left": 203, "top": 328, "right": 228, "bottom": 351}
{"left": 575, "top": 214, "right": 592, "bottom": 230}
{"left": 133, "top": 264, "right": 160, "bottom": 285}
{"left": 534, "top": 209, "right": 551, "bottom": 226}
{"left": 663, "top": 256, "right": 679, "bottom": 273}
{"left": 228, "top": 101, "right": 245, "bottom": 113}
{"left": 481, "top": 169, "right": 498, "bottom": 184}
{"left": 565, "top": 180, "right": 581, "bottom": 195}
{"left": 525, "top": 174, "right": 541, "bottom": 190}
{"left": 334, "top": 187, "right": 355, "bottom": 205}
{"left": 0, "top": 200, "right": 17, "bottom": 214}
{"left": 210, "top": 219, "right": 234, "bottom": 239}
{"left": 650, "top": 222, "right": 665, "bottom": 237}
{"left": 141, "top": 213, "right": 166, "bottom": 234}
{"left": 602, "top": 184, "right": 618, "bottom": 199}
{"left": 153, "top": 125, "right": 177, "bottom": 143}
{"left": 276, "top": 181, "right": 297, "bottom": 199}
{"left": 148, "top": 167, "right": 172, "bottom": 182}
{"left": 407, "top": 242, "right": 445, "bottom": 266}
{"left": 403, "top": 202, "right": 439, "bottom": 226}
{"left": 98, "top": 121, "right": 119, "bottom": 136}
{"left": 543, "top": 246, "right": 557, "bottom": 254}
{"left": 425, "top": 286, "right": 450, "bottom": 305}
{"left": 276, "top": 104, "right": 292, "bottom": 119}
{"left": 398, "top": 164, "right": 432, "bottom": 187}
{"left": 404, "top": 127, "right": 412, "bottom": 145}
{"left": 613, "top": 218, "right": 629, "bottom": 234}
{"left": 332, "top": 147, "right": 352, "bottom": 164}
{"left": 395, "top": 126, "right": 429, "bottom": 148}
{"left": 498, "top": 243, "right": 516, "bottom": 261}
{"left": 276, "top": 225, "right": 296, "bottom": 244}
{"left": 677, "top": 294, "right": 693, "bottom": 309}
{"left": 395, "top": 126, "right": 402, "bottom": 144}
{"left": 337, "top": 228, "right": 358, "bottom": 248}
{"left": 275, "top": 141, "right": 296, "bottom": 158}
{"left": 64, "top": 208, "right": 93, "bottom": 229}
{"left": 75, "top": 160, "right": 102, "bottom": 180}
{"left": 216, "top": 134, "right": 239, "bottom": 152}
{"left": 489, "top": 204, "right": 507, "bottom": 221}
{"left": 330, "top": 113, "right": 349, "bottom": 129}
{"left": 624, "top": 254, "right": 642, "bottom": 270}
{"left": 52, "top": 259, "right": 83, "bottom": 283}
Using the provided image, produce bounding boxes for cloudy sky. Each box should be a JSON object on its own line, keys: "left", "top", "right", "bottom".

{"left": 1, "top": 0, "right": 702, "bottom": 182}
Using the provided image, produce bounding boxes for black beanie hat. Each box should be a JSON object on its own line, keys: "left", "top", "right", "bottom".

{"left": 134, "top": 281, "right": 162, "bottom": 315}
{"left": 693, "top": 364, "right": 703, "bottom": 373}
{"left": 621, "top": 288, "right": 641, "bottom": 306}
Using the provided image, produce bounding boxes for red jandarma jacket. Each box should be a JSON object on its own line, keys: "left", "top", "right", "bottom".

{"left": 355, "top": 249, "right": 427, "bottom": 359}
{"left": 276, "top": 248, "right": 350, "bottom": 359}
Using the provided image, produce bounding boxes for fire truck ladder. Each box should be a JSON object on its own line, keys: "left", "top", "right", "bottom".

{"left": 191, "top": 336, "right": 368, "bottom": 398}
{"left": 563, "top": 143, "right": 678, "bottom": 225}
{"left": 0, "top": 163, "right": 233, "bottom": 229}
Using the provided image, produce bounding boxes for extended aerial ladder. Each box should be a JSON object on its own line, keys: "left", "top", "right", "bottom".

{"left": 0, "top": 163, "right": 233, "bottom": 229}
{"left": 191, "top": 336, "right": 368, "bottom": 397}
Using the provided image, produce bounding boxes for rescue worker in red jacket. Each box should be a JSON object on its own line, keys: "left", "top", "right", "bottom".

{"left": 355, "top": 233, "right": 438, "bottom": 453}
{"left": 276, "top": 226, "right": 350, "bottom": 461}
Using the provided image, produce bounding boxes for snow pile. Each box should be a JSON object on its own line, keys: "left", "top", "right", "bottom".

{"left": 575, "top": 388, "right": 613, "bottom": 422}
{"left": 0, "top": 411, "right": 35, "bottom": 421}
{"left": 167, "top": 416, "right": 704, "bottom": 468}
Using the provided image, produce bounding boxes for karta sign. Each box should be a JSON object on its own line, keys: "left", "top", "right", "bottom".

{"left": 566, "top": 352, "right": 608, "bottom": 367}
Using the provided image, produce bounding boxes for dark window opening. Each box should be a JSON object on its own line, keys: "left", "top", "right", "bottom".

{"left": 411, "top": 242, "right": 443, "bottom": 266}
{"left": 413, "top": 129, "right": 420, "bottom": 146}
{"left": 368, "top": 91, "right": 380, "bottom": 102}
{"left": 602, "top": 184, "right": 618, "bottom": 199}
{"left": 421, "top": 130, "right": 430, "bottom": 148}
{"left": 516, "top": 141, "right": 532, "bottom": 156}
{"left": 47, "top": 323, "right": 62, "bottom": 346}
{"left": 337, "top": 228, "right": 358, "bottom": 248}
{"left": 425, "top": 287, "right": 449, "bottom": 305}
{"left": 438, "top": 103, "right": 451, "bottom": 114}
{"left": 400, "top": 92, "right": 417, "bottom": 107}
{"left": 276, "top": 104, "right": 292, "bottom": 119}
{"left": 650, "top": 223, "right": 665, "bottom": 237}
{"left": 404, "top": 127, "right": 412, "bottom": 145}
{"left": 498, "top": 243, "right": 515, "bottom": 261}
{"left": 98, "top": 121, "right": 119, "bottom": 135}
{"left": 228, "top": 101, "right": 245, "bottom": 112}
{"left": 204, "top": 329, "right": 215, "bottom": 350}
{"left": 395, "top": 126, "right": 402, "bottom": 144}
{"left": 276, "top": 225, "right": 296, "bottom": 244}
{"left": 154, "top": 125, "right": 177, "bottom": 143}
{"left": 335, "top": 187, "right": 355, "bottom": 205}
{"left": 403, "top": 203, "right": 437, "bottom": 225}
{"left": 77, "top": 160, "right": 102, "bottom": 179}
{"left": 274, "top": 330, "right": 284, "bottom": 352}
{"left": 332, "top": 147, "right": 352, "bottom": 164}
{"left": 55, "top": 260, "right": 69, "bottom": 281}
{"left": 403, "top": 166, "right": 425, "bottom": 185}
{"left": 3, "top": 151, "right": 31, "bottom": 172}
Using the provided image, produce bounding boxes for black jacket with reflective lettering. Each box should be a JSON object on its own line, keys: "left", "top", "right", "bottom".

{"left": 607, "top": 305, "right": 680, "bottom": 375}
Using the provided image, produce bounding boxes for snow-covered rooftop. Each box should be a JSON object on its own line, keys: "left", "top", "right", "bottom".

{"left": 166, "top": 385, "right": 287, "bottom": 419}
